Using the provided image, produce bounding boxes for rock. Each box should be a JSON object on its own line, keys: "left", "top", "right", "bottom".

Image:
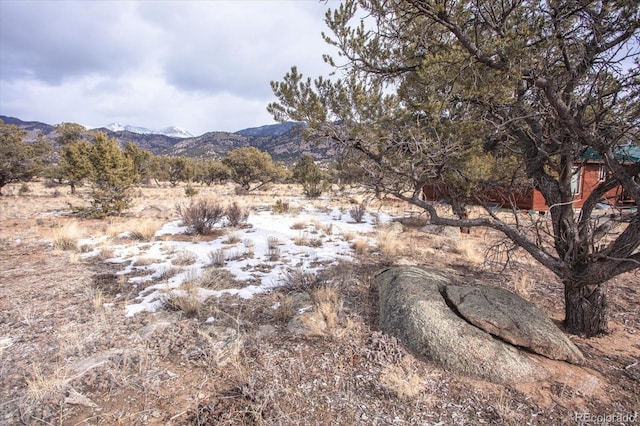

{"left": 445, "top": 285, "right": 584, "bottom": 364}
{"left": 420, "top": 224, "right": 461, "bottom": 239}
{"left": 197, "top": 326, "right": 242, "bottom": 367}
{"left": 290, "top": 292, "right": 313, "bottom": 314}
{"left": 287, "top": 310, "right": 329, "bottom": 336}
{"left": 376, "top": 266, "right": 547, "bottom": 383}
{"left": 65, "top": 389, "right": 98, "bottom": 408}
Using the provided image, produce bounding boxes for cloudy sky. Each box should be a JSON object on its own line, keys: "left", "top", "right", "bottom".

{"left": 0, "top": 0, "right": 339, "bottom": 136}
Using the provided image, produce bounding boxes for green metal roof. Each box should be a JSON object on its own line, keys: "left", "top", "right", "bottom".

{"left": 581, "top": 145, "right": 640, "bottom": 163}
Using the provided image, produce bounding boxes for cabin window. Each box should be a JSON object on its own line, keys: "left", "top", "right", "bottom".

{"left": 598, "top": 164, "right": 607, "bottom": 181}
{"left": 571, "top": 166, "right": 582, "bottom": 195}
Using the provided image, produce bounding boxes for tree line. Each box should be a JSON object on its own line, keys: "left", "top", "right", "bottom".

{"left": 0, "top": 120, "right": 339, "bottom": 215}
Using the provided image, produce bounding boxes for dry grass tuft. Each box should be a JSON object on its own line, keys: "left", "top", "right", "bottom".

{"left": 173, "top": 250, "right": 198, "bottom": 266}
{"left": 198, "top": 268, "right": 239, "bottom": 290}
{"left": 512, "top": 271, "right": 534, "bottom": 300}
{"left": 282, "top": 269, "right": 321, "bottom": 292}
{"left": 129, "top": 219, "right": 160, "bottom": 241}
{"left": 454, "top": 239, "right": 484, "bottom": 264}
{"left": 24, "top": 365, "right": 69, "bottom": 405}
{"left": 208, "top": 248, "right": 226, "bottom": 267}
{"left": 376, "top": 226, "right": 403, "bottom": 258}
{"left": 351, "top": 239, "right": 371, "bottom": 255}
{"left": 51, "top": 221, "right": 84, "bottom": 251}
{"left": 290, "top": 220, "right": 308, "bottom": 230}
{"left": 164, "top": 287, "right": 203, "bottom": 317}
{"left": 311, "top": 286, "right": 343, "bottom": 334}
{"left": 224, "top": 233, "right": 242, "bottom": 244}
{"left": 491, "top": 390, "right": 525, "bottom": 425}
{"left": 380, "top": 361, "right": 425, "bottom": 401}
{"left": 270, "top": 292, "right": 296, "bottom": 323}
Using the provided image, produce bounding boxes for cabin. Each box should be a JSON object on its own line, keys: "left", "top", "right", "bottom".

{"left": 423, "top": 145, "right": 639, "bottom": 213}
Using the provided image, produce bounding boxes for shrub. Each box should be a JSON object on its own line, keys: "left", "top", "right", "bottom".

{"left": 18, "top": 183, "right": 30, "bottom": 195}
{"left": 272, "top": 199, "right": 289, "bottom": 214}
{"left": 349, "top": 203, "right": 367, "bottom": 223}
{"left": 266, "top": 236, "right": 282, "bottom": 261}
{"left": 184, "top": 184, "right": 199, "bottom": 198}
{"left": 176, "top": 198, "right": 225, "bottom": 234}
{"left": 281, "top": 269, "right": 323, "bottom": 292}
{"left": 173, "top": 250, "right": 198, "bottom": 266}
{"left": 351, "top": 239, "right": 370, "bottom": 255}
{"left": 208, "top": 249, "right": 226, "bottom": 267}
{"left": 225, "top": 202, "right": 250, "bottom": 227}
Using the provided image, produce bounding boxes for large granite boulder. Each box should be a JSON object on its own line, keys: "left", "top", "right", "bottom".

{"left": 445, "top": 285, "right": 584, "bottom": 364}
{"left": 375, "top": 266, "right": 582, "bottom": 383}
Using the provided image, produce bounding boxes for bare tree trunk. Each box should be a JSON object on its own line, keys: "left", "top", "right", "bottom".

{"left": 564, "top": 280, "right": 608, "bottom": 337}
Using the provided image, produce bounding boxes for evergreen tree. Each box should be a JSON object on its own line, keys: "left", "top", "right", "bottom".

{"left": 223, "top": 147, "right": 289, "bottom": 191}
{"left": 292, "top": 155, "right": 325, "bottom": 198}
{"left": 87, "top": 132, "right": 137, "bottom": 216}
{"left": 0, "top": 120, "right": 51, "bottom": 195}
{"left": 124, "top": 142, "right": 154, "bottom": 184}
{"left": 60, "top": 140, "right": 93, "bottom": 194}
{"left": 270, "top": 0, "right": 640, "bottom": 336}
{"left": 167, "top": 157, "right": 195, "bottom": 187}
{"left": 198, "top": 159, "right": 231, "bottom": 186}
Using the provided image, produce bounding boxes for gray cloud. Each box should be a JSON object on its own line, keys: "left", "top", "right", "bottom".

{"left": 0, "top": 0, "right": 338, "bottom": 134}
{"left": 0, "top": 1, "right": 160, "bottom": 83}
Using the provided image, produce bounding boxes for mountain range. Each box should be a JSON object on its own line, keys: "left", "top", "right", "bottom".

{"left": 1, "top": 115, "right": 338, "bottom": 162}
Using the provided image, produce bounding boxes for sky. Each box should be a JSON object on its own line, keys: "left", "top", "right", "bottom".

{"left": 0, "top": 0, "right": 340, "bottom": 136}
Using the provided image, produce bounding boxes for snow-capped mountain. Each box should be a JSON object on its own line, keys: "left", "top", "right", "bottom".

{"left": 158, "top": 126, "right": 194, "bottom": 138}
{"left": 103, "top": 122, "right": 193, "bottom": 138}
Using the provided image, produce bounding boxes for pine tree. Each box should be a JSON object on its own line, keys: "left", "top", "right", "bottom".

{"left": 87, "top": 132, "right": 137, "bottom": 217}
{"left": 270, "top": 0, "right": 640, "bottom": 337}
{"left": 0, "top": 120, "right": 51, "bottom": 195}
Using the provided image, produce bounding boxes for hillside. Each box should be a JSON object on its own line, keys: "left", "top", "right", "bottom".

{"left": 1, "top": 115, "right": 338, "bottom": 162}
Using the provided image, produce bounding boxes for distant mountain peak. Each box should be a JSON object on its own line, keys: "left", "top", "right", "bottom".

{"left": 235, "top": 121, "right": 305, "bottom": 137}
{"left": 103, "top": 122, "right": 193, "bottom": 138}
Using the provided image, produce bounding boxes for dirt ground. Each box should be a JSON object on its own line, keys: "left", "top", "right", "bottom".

{"left": 0, "top": 182, "right": 638, "bottom": 425}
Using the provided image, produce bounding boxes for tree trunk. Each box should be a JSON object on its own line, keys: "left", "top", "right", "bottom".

{"left": 564, "top": 281, "right": 608, "bottom": 337}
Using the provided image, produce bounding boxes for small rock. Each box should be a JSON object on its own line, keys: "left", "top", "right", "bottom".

{"left": 65, "top": 389, "right": 98, "bottom": 408}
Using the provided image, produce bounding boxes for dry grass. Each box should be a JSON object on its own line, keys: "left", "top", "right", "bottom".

{"left": 290, "top": 220, "right": 308, "bottom": 230}
{"left": 351, "top": 239, "right": 371, "bottom": 255}
{"left": 128, "top": 219, "right": 161, "bottom": 241}
{"left": 224, "top": 233, "right": 241, "bottom": 244}
{"left": 51, "top": 221, "right": 84, "bottom": 251}
{"left": 376, "top": 224, "right": 403, "bottom": 258}
{"left": 24, "top": 365, "right": 69, "bottom": 405}
{"left": 2, "top": 182, "right": 638, "bottom": 425}
{"left": 454, "top": 239, "right": 485, "bottom": 264}
{"left": 208, "top": 248, "right": 226, "bottom": 267}
{"left": 164, "top": 287, "right": 203, "bottom": 317}
{"left": 281, "top": 268, "right": 321, "bottom": 292}
{"left": 270, "top": 292, "right": 296, "bottom": 323}
{"left": 512, "top": 270, "right": 535, "bottom": 300}
{"left": 491, "top": 390, "right": 525, "bottom": 425}
{"left": 380, "top": 362, "right": 425, "bottom": 401}
{"left": 198, "top": 268, "right": 239, "bottom": 290}
{"left": 173, "top": 249, "right": 198, "bottom": 266}
{"left": 311, "top": 286, "right": 343, "bottom": 335}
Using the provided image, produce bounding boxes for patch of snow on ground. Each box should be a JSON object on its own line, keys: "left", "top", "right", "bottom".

{"left": 80, "top": 204, "right": 392, "bottom": 316}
